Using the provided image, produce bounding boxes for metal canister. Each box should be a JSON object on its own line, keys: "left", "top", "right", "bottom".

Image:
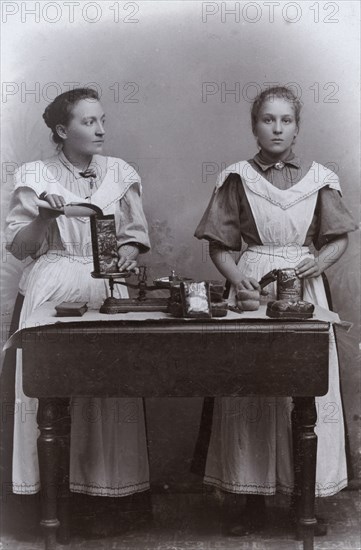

{"left": 276, "top": 268, "right": 303, "bottom": 301}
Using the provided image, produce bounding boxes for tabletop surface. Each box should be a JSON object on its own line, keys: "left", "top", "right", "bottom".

{"left": 6, "top": 302, "right": 338, "bottom": 351}
{"left": 17, "top": 303, "right": 331, "bottom": 399}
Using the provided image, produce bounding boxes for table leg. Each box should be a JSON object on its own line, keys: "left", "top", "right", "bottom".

{"left": 291, "top": 397, "right": 302, "bottom": 519}
{"left": 56, "top": 401, "right": 71, "bottom": 545}
{"left": 293, "top": 397, "right": 318, "bottom": 550}
{"left": 37, "top": 398, "right": 70, "bottom": 550}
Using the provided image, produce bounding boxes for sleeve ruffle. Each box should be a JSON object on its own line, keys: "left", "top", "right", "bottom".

{"left": 115, "top": 185, "right": 151, "bottom": 253}
{"left": 5, "top": 187, "right": 50, "bottom": 260}
{"left": 314, "top": 187, "right": 358, "bottom": 250}
{"left": 194, "top": 174, "right": 243, "bottom": 251}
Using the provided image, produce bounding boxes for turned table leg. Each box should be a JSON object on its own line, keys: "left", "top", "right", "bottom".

{"left": 56, "top": 401, "right": 71, "bottom": 545}
{"left": 291, "top": 397, "right": 302, "bottom": 519}
{"left": 37, "top": 398, "right": 70, "bottom": 550}
{"left": 293, "top": 397, "right": 318, "bottom": 550}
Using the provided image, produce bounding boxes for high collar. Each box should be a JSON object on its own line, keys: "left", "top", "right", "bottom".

{"left": 58, "top": 150, "right": 97, "bottom": 180}
{"left": 253, "top": 151, "right": 301, "bottom": 172}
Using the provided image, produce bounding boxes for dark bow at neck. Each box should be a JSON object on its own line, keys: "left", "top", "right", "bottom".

{"left": 79, "top": 168, "right": 97, "bottom": 179}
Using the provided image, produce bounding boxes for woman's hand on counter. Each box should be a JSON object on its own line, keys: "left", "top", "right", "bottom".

{"left": 235, "top": 277, "right": 261, "bottom": 311}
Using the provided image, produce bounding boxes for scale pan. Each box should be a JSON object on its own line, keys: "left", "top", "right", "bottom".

{"left": 153, "top": 275, "right": 193, "bottom": 289}
{"left": 91, "top": 271, "right": 132, "bottom": 279}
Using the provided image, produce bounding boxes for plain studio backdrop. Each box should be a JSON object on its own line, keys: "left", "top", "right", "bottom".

{"left": 1, "top": 0, "right": 360, "bottom": 488}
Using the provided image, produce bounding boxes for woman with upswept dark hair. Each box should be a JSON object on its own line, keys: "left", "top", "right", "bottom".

{"left": 5, "top": 88, "right": 151, "bottom": 529}
{"left": 194, "top": 86, "right": 357, "bottom": 536}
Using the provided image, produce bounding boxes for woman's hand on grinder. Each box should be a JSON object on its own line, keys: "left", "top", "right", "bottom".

{"left": 295, "top": 258, "right": 322, "bottom": 279}
{"left": 235, "top": 277, "right": 262, "bottom": 311}
{"left": 118, "top": 244, "right": 139, "bottom": 272}
{"left": 38, "top": 193, "right": 66, "bottom": 220}
{"left": 296, "top": 237, "right": 348, "bottom": 279}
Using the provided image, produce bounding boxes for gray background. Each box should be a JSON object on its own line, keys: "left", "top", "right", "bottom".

{"left": 1, "top": 0, "right": 360, "bottom": 488}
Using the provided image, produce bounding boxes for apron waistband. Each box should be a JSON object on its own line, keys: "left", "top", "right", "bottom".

{"left": 244, "top": 245, "right": 312, "bottom": 263}
{"left": 40, "top": 251, "right": 93, "bottom": 265}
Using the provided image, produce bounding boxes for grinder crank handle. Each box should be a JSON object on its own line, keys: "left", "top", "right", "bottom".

{"left": 258, "top": 269, "right": 278, "bottom": 290}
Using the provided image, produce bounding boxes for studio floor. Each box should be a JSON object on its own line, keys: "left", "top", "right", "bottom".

{"left": 1, "top": 489, "right": 360, "bottom": 550}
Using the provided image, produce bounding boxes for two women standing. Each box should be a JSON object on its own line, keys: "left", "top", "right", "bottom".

{"left": 4, "top": 85, "right": 357, "bottom": 537}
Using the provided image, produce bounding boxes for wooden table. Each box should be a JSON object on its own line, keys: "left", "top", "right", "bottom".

{"left": 10, "top": 308, "right": 330, "bottom": 550}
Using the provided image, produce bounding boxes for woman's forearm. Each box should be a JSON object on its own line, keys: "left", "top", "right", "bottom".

{"left": 209, "top": 242, "right": 259, "bottom": 289}
{"left": 9, "top": 216, "right": 51, "bottom": 260}
{"left": 209, "top": 243, "right": 242, "bottom": 286}
{"left": 316, "top": 235, "right": 348, "bottom": 272}
{"left": 209, "top": 242, "right": 261, "bottom": 310}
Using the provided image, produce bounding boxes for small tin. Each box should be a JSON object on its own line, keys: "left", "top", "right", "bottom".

{"left": 276, "top": 269, "right": 303, "bottom": 301}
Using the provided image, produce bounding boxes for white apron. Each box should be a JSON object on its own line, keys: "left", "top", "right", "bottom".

{"left": 13, "top": 161, "right": 150, "bottom": 496}
{"left": 204, "top": 162, "right": 347, "bottom": 497}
